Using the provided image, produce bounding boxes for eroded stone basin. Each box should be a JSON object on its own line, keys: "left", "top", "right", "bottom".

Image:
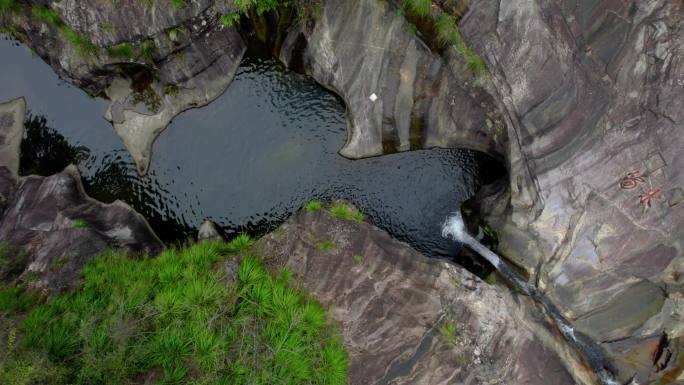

{"left": 0, "top": 38, "right": 501, "bottom": 265}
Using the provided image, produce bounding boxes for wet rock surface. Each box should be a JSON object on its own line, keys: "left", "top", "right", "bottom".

{"left": 253, "top": 209, "right": 590, "bottom": 385}
{"left": 0, "top": 99, "right": 163, "bottom": 293}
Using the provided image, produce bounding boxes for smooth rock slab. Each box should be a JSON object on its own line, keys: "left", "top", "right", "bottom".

{"left": 0, "top": 165, "right": 163, "bottom": 292}
{"left": 253, "top": 209, "right": 594, "bottom": 385}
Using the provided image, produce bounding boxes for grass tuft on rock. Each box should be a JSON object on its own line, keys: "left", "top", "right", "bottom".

{"left": 31, "top": 6, "right": 98, "bottom": 59}
{"left": 434, "top": 13, "right": 487, "bottom": 75}
{"left": 305, "top": 199, "right": 323, "bottom": 212}
{"left": 328, "top": 202, "right": 364, "bottom": 222}
{"left": 0, "top": 242, "right": 348, "bottom": 384}
{"left": 225, "top": 232, "right": 255, "bottom": 253}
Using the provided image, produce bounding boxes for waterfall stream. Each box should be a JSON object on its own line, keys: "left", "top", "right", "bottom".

{"left": 442, "top": 213, "right": 628, "bottom": 385}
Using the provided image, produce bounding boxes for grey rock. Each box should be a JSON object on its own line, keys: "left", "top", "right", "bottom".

{"left": 197, "top": 219, "right": 225, "bottom": 242}
{"left": 254, "top": 208, "right": 594, "bottom": 385}
{"left": 0, "top": 165, "right": 163, "bottom": 293}
{"left": 0, "top": 97, "right": 25, "bottom": 182}
{"left": 279, "top": 0, "right": 506, "bottom": 160}
{"left": 460, "top": 0, "right": 684, "bottom": 382}
{"left": 6, "top": 0, "right": 246, "bottom": 175}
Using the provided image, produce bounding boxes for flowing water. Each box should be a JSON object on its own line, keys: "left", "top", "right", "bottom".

{"left": 0, "top": 37, "right": 501, "bottom": 264}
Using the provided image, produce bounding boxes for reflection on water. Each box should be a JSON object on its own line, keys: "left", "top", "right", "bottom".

{"left": 1, "top": 37, "right": 501, "bottom": 262}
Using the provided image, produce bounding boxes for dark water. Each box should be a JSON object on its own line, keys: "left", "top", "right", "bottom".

{"left": 0, "top": 38, "right": 501, "bottom": 261}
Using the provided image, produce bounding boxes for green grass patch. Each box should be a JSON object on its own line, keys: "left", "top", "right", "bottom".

{"left": 0, "top": 0, "right": 20, "bottom": 17}
{"left": 225, "top": 232, "right": 255, "bottom": 253}
{"left": 401, "top": 0, "right": 432, "bottom": 18}
{"left": 316, "top": 239, "right": 336, "bottom": 252}
{"left": 0, "top": 242, "right": 27, "bottom": 281}
{"left": 439, "top": 321, "right": 458, "bottom": 344}
{"left": 484, "top": 272, "right": 496, "bottom": 285}
{"left": 0, "top": 285, "right": 38, "bottom": 315}
{"left": 434, "top": 13, "right": 487, "bottom": 75}
{"left": 71, "top": 218, "right": 88, "bottom": 229}
{"left": 221, "top": 12, "right": 241, "bottom": 28}
{"left": 31, "top": 6, "right": 98, "bottom": 59}
{"left": 3, "top": 242, "right": 347, "bottom": 384}
{"left": 353, "top": 255, "right": 362, "bottom": 264}
{"left": 328, "top": 202, "right": 364, "bottom": 222}
{"left": 304, "top": 199, "right": 323, "bottom": 212}
{"left": 106, "top": 42, "right": 134, "bottom": 60}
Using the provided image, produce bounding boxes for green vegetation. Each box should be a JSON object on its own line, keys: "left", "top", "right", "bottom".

{"left": 353, "top": 255, "right": 362, "bottom": 264}
{"left": 225, "top": 232, "right": 255, "bottom": 253}
{"left": 71, "top": 218, "right": 89, "bottom": 229}
{"left": 31, "top": 6, "right": 98, "bottom": 59}
{"left": 439, "top": 321, "right": 458, "bottom": 344}
{"left": 0, "top": 242, "right": 26, "bottom": 281}
{"left": 106, "top": 42, "right": 134, "bottom": 60}
{"left": 316, "top": 239, "right": 335, "bottom": 252}
{"left": 0, "top": 285, "right": 36, "bottom": 314}
{"left": 328, "top": 202, "right": 364, "bottom": 222}
{"left": 482, "top": 224, "right": 499, "bottom": 249}
{"left": 401, "top": 0, "right": 432, "bottom": 18}
{"left": 221, "top": 12, "right": 242, "bottom": 28}
{"left": 0, "top": 0, "right": 20, "bottom": 17}
{"left": 304, "top": 199, "right": 323, "bottom": 212}
{"left": 170, "top": 0, "right": 187, "bottom": 9}
{"left": 434, "top": 13, "right": 487, "bottom": 75}
{"left": 163, "top": 83, "right": 179, "bottom": 97}
{"left": 484, "top": 272, "right": 496, "bottom": 285}
{"left": 0, "top": 242, "right": 347, "bottom": 384}
{"left": 139, "top": 38, "right": 155, "bottom": 64}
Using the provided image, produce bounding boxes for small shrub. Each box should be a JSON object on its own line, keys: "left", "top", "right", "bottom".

{"left": 304, "top": 199, "right": 322, "bottom": 212}
{"left": 484, "top": 272, "right": 496, "bottom": 285}
{"left": 353, "top": 255, "right": 362, "bottom": 264}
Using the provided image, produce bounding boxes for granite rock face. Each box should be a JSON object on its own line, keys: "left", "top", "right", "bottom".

{"left": 254, "top": 208, "right": 593, "bottom": 385}
{"left": 4, "top": 0, "right": 246, "bottom": 174}
{"left": 279, "top": 0, "right": 506, "bottom": 159}
{"left": 0, "top": 98, "right": 163, "bottom": 293}
{"left": 458, "top": 0, "right": 684, "bottom": 382}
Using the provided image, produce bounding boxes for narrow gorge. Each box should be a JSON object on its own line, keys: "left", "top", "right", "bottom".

{"left": 0, "top": 0, "right": 682, "bottom": 384}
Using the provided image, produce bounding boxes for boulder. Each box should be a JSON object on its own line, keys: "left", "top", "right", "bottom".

{"left": 197, "top": 219, "right": 225, "bottom": 242}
